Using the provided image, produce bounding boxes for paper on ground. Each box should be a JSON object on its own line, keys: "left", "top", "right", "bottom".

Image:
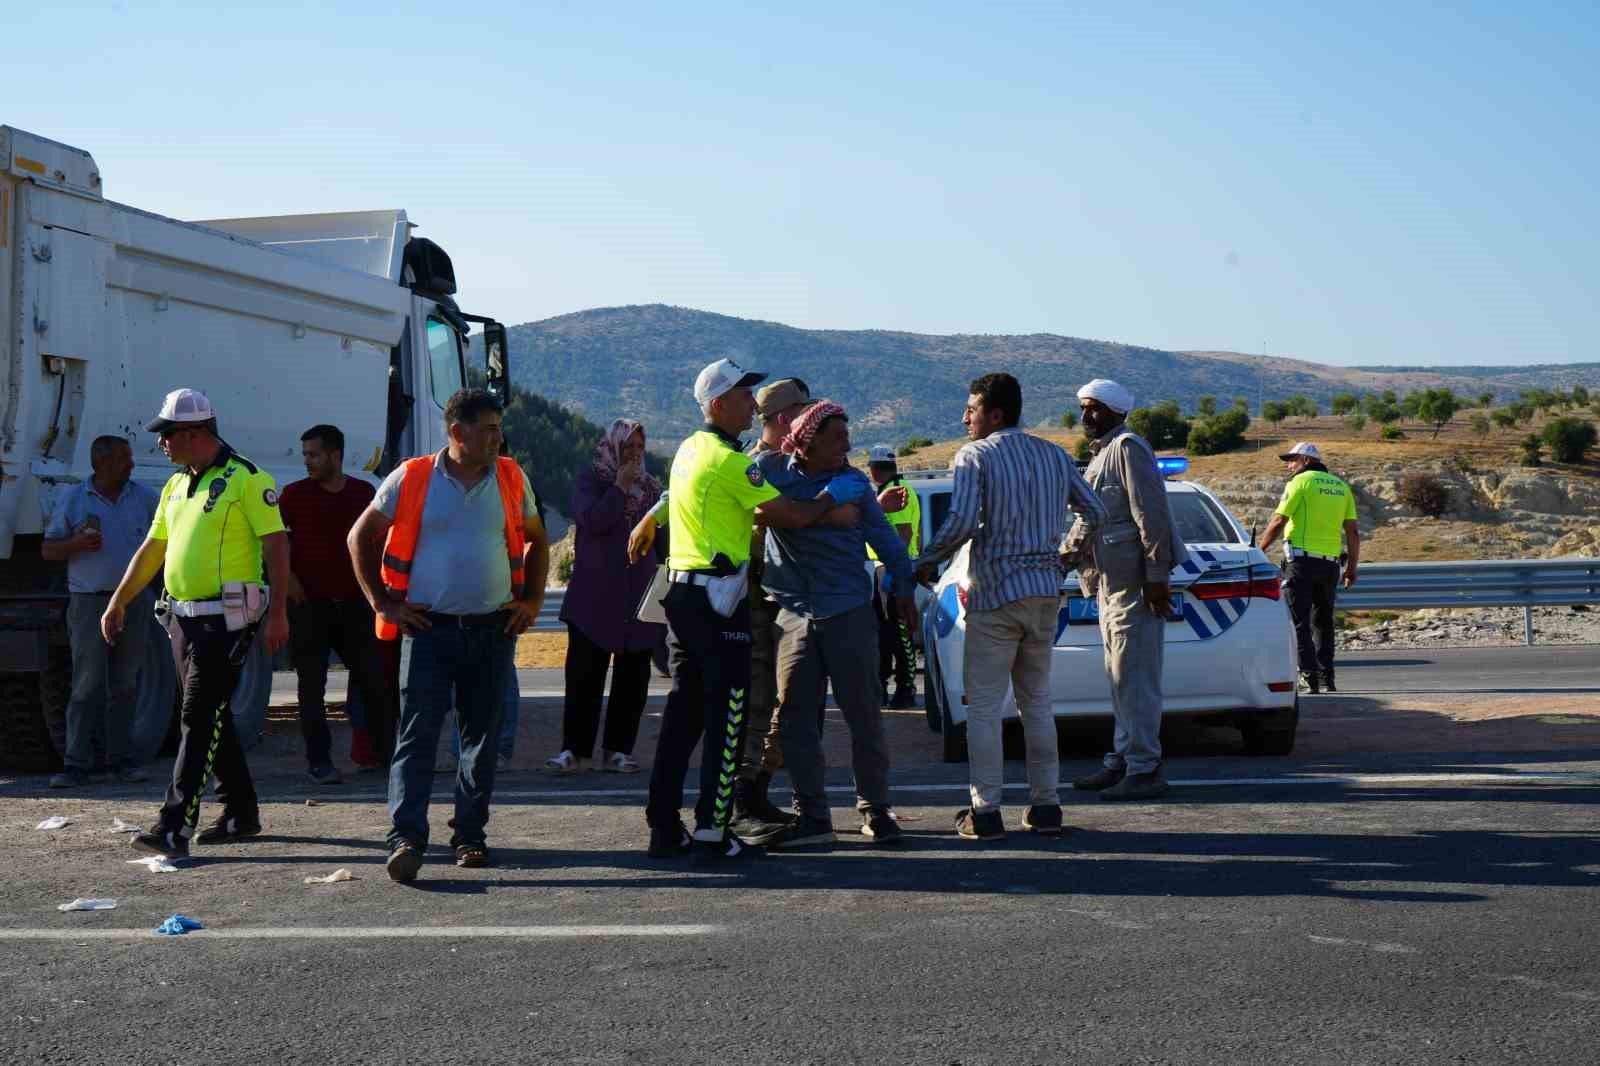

{"left": 106, "top": 818, "right": 143, "bottom": 833}
{"left": 304, "top": 868, "right": 354, "bottom": 884}
{"left": 58, "top": 898, "right": 117, "bottom": 912}
{"left": 36, "top": 816, "right": 71, "bottom": 831}
{"left": 127, "top": 856, "right": 181, "bottom": 873}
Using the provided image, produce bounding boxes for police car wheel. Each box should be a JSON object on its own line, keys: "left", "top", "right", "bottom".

{"left": 1240, "top": 703, "right": 1298, "bottom": 757}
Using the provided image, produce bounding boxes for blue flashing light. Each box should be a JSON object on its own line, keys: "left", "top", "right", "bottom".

{"left": 1156, "top": 456, "right": 1190, "bottom": 478}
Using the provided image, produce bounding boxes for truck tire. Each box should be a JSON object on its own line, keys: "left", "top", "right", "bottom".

{"left": 129, "top": 614, "right": 180, "bottom": 765}
{"left": 0, "top": 671, "right": 61, "bottom": 773}
{"left": 40, "top": 645, "right": 72, "bottom": 758}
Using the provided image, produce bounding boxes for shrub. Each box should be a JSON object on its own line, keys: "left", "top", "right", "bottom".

{"left": 1128, "top": 401, "right": 1191, "bottom": 449}
{"left": 1396, "top": 473, "right": 1450, "bottom": 517}
{"left": 1330, "top": 392, "right": 1360, "bottom": 416}
{"left": 1520, "top": 434, "right": 1543, "bottom": 467}
{"left": 1491, "top": 409, "right": 1518, "bottom": 433}
{"left": 898, "top": 436, "right": 934, "bottom": 457}
{"left": 1286, "top": 394, "right": 1318, "bottom": 419}
{"left": 1188, "top": 409, "right": 1251, "bottom": 455}
{"left": 1469, "top": 413, "right": 1491, "bottom": 439}
{"left": 1059, "top": 410, "right": 1078, "bottom": 430}
{"left": 1380, "top": 425, "right": 1405, "bottom": 441}
{"left": 1476, "top": 391, "right": 1495, "bottom": 409}
{"left": 1344, "top": 412, "right": 1367, "bottom": 434}
{"left": 1261, "top": 400, "right": 1288, "bottom": 426}
{"left": 1571, "top": 385, "right": 1590, "bottom": 407}
{"left": 1196, "top": 395, "right": 1217, "bottom": 417}
{"left": 556, "top": 550, "right": 576, "bottom": 584}
{"left": 1542, "top": 418, "right": 1598, "bottom": 464}
{"left": 1073, "top": 437, "right": 1091, "bottom": 462}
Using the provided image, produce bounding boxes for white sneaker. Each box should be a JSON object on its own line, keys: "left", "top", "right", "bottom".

{"left": 599, "top": 750, "right": 641, "bottom": 774}
{"left": 543, "top": 749, "right": 582, "bottom": 774}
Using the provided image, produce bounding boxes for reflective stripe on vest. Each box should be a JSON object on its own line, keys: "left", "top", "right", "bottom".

{"left": 374, "top": 454, "right": 527, "bottom": 640}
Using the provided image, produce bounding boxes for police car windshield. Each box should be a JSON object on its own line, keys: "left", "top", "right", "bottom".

{"left": 1170, "top": 492, "right": 1242, "bottom": 544}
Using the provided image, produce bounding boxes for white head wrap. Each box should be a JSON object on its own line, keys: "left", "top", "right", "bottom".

{"left": 1076, "top": 378, "right": 1134, "bottom": 415}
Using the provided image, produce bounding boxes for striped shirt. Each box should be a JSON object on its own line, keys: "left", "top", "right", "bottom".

{"left": 919, "top": 428, "right": 1107, "bottom": 612}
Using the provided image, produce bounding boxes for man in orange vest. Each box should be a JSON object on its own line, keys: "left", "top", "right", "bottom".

{"left": 348, "top": 388, "right": 550, "bottom": 883}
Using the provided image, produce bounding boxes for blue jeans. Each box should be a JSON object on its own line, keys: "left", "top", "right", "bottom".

{"left": 387, "top": 625, "right": 515, "bottom": 850}
{"left": 448, "top": 668, "right": 521, "bottom": 760}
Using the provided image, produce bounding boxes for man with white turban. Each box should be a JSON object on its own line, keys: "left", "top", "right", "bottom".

{"left": 1063, "top": 379, "right": 1185, "bottom": 800}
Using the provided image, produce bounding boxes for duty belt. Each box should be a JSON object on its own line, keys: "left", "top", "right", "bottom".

{"left": 168, "top": 599, "right": 227, "bottom": 618}
{"left": 1286, "top": 547, "right": 1340, "bottom": 563}
{"left": 668, "top": 569, "right": 717, "bottom": 587}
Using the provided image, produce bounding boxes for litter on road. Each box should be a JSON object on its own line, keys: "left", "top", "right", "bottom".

{"left": 105, "top": 818, "right": 142, "bottom": 834}
{"left": 127, "top": 856, "right": 182, "bottom": 873}
{"left": 35, "top": 816, "right": 71, "bottom": 831}
{"left": 303, "top": 868, "right": 355, "bottom": 884}
{"left": 154, "top": 915, "right": 204, "bottom": 936}
{"left": 57, "top": 898, "right": 117, "bottom": 912}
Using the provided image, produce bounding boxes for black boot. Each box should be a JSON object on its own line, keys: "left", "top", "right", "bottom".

{"left": 1321, "top": 672, "right": 1337, "bottom": 693}
{"left": 732, "top": 772, "right": 793, "bottom": 843}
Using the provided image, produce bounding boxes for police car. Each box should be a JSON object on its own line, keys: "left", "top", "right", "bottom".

{"left": 913, "top": 458, "right": 1298, "bottom": 762}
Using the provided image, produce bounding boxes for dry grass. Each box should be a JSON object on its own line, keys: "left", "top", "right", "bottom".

{"left": 515, "top": 631, "right": 569, "bottom": 668}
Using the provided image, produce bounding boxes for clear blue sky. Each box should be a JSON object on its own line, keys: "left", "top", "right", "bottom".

{"left": 12, "top": 2, "right": 1598, "bottom": 366}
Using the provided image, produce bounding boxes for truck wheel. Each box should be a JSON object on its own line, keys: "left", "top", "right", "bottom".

{"left": 0, "top": 672, "right": 61, "bottom": 773}
{"left": 40, "top": 645, "right": 73, "bottom": 758}
{"left": 1241, "top": 703, "right": 1299, "bottom": 757}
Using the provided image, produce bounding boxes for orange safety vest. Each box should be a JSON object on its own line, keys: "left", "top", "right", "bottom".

{"left": 375, "top": 454, "right": 527, "bottom": 640}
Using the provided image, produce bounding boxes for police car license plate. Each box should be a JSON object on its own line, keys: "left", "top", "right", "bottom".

{"left": 1066, "top": 594, "right": 1185, "bottom": 623}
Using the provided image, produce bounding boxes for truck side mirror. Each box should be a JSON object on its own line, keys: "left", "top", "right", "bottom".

{"left": 482, "top": 322, "right": 511, "bottom": 407}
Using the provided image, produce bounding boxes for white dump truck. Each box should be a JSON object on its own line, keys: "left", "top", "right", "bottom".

{"left": 0, "top": 126, "right": 510, "bottom": 771}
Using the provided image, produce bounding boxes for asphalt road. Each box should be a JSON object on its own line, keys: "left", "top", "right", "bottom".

{"left": 8, "top": 646, "right": 1597, "bottom": 1064}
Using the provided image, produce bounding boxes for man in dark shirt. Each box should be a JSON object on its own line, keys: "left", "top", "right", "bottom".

{"left": 279, "top": 424, "right": 383, "bottom": 783}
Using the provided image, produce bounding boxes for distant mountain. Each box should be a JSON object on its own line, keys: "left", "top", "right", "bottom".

{"left": 503, "top": 305, "right": 1600, "bottom": 447}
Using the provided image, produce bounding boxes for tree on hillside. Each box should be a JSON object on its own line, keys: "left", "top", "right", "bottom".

{"left": 1285, "top": 394, "right": 1318, "bottom": 419}
{"left": 1129, "top": 401, "right": 1191, "bottom": 449}
{"left": 1416, "top": 388, "right": 1460, "bottom": 438}
{"left": 1571, "top": 385, "right": 1590, "bottom": 407}
{"left": 1196, "top": 395, "right": 1217, "bottom": 417}
{"left": 1469, "top": 413, "right": 1492, "bottom": 440}
{"left": 1261, "top": 400, "right": 1289, "bottom": 426}
{"left": 1400, "top": 391, "right": 1424, "bottom": 420}
{"left": 1491, "top": 409, "right": 1518, "bottom": 434}
{"left": 1520, "top": 434, "right": 1544, "bottom": 467}
{"left": 1345, "top": 413, "right": 1368, "bottom": 434}
{"left": 899, "top": 437, "right": 934, "bottom": 457}
{"left": 1362, "top": 393, "right": 1401, "bottom": 426}
{"left": 1542, "top": 418, "right": 1598, "bottom": 463}
{"left": 1231, "top": 397, "right": 1250, "bottom": 412}
{"left": 1059, "top": 410, "right": 1078, "bottom": 429}
{"left": 1188, "top": 409, "right": 1251, "bottom": 455}
{"left": 1330, "top": 393, "right": 1359, "bottom": 416}
{"left": 1476, "top": 391, "right": 1495, "bottom": 409}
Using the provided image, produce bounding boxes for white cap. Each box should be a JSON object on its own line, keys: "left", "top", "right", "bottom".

{"left": 1278, "top": 441, "right": 1322, "bottom": 461}
{"left": 693, "top": 358, "right": 766, "bottom": 406}
{"left": 146, "top": 387, "right": 216, "bottom": 432}
{"left": 867, "top": 444, "right": 897, "bottom": 464}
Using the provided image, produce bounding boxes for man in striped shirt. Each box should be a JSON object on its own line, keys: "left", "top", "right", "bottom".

{"left": 916, "top": 373, "right": 1107, "bottom": 840}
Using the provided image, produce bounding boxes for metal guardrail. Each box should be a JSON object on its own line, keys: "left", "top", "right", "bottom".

{"left": 1330, "top": 557, "right": 1600, "bottom": 645}
{"left": 533, "top": 558, "right": 1600, "bottom": 643}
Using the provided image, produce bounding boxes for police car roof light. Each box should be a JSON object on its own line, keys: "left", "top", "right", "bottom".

{"left": 1156, "top": 456, "right": 1190, "bottom": 478}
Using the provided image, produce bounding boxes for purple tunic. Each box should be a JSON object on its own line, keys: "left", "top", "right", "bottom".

{"left": 558, "top": 468, "right": 665, "bottom": 653}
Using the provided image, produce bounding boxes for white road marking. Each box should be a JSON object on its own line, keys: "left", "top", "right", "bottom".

{"left": 0, "top": 924, "right": 722, "bottom": 941}
{"left": 304, "top": 770, "right": 1600, "bottom": 803}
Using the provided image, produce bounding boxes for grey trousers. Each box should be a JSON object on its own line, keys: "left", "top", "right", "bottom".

{"left": 65, "top": 590, "right": 151, "bottom": 772}
{"left": 775, "top": 602, "right": 891, "bottom": 821}
{"left": 740, "top": 591, "right": 785, "bottom": 780}
{"left": 1098, "top": 582, "right": 1165, "bottom": 775}
{"left": 963, "top": 596, "right": 1060, "bottom": 811}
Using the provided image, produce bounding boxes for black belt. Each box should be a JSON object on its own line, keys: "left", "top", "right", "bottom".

{"left": 423, "top": 609, "right": 511, "bottom": 629}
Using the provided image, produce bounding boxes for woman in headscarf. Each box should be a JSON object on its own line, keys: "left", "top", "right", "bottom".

{"left": 548, "top": 419, "right": 665, "bottom": 773}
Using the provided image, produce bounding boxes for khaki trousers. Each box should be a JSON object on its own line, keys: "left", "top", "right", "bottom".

{"left": 962, "top": 596, "right": 1060, "bottom": 811}
{"left": 1098, "top": 583, "right": 1165, "bottom": 775}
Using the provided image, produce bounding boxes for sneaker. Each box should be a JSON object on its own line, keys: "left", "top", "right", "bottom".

{"left": 954, "top": 807, "right": 1006, "bottom": 840}
{"left": 767, "top": 815, "right": 836, "bottom": 850}
{"left": 691, "top": 830, "right": 762, "bottom": 865}
{"left": 386, "top": 842, "right": 424, "bottom": 883}
{"left": 195, "top": 814, "right": 262, "bottom": 845}
{"left": 731, "top": 776, "right": 795, "bottom": 842}
{"left": 48, "top": 770, "right": 85, "bottom": 789}
{"left": 647, "top": 821, "right": 693, "bottom": 858}
{"left": 860, "top": 809, "right": 904, "bottom": 844}
{"left": 1099, "top": 769, "right": 1171, "bottom": 801}
{"left": 1299, "top": 671, "right": 1320, "bottom": 694}
{"left": 454, "top": 843, "right": 491, "bottom": 868}
{"left": 116, "top": 765, "right": 149, "bottom": 784}
{"left": 306, "top": 764, "right": 343, "bottom": 785}
{"left": 1021, "top": 804, "right": 1065, "bottom": 836}
{"left": 888, "top": 687, "right": 918, "bottom": 710}
{"left": 1321, "top": 673, "right": 1337, "bottom": 693}
{"left": 1072, "top": 766, "right": 1125, "bottom": 791}
{"left": 543, "top": 749, "right": 582, "bottom": 774}
{"left": 130, "top": 829, "right": 189, "bottom": 861}
{"left": 598, "top": 750, "right": 641, "bottom": 774}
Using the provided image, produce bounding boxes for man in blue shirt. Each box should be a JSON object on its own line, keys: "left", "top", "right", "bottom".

{"left": 757, "top": 401, "right": 918, "bottom": 848}
{"left": 41, "top": 436, "right": 161, "bottom": 787}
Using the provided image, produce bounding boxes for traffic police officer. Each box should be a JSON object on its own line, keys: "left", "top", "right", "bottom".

{"left": 635, "top": 359, "right": 860, "bottom": 861}
{"left": 1257, "top": 441, "right": 1360, "bottom": 693}
{"left": 103, "top": 388, "right": 291, "bottom": 860}
{"left": 866, "top": 444, "right": 921, "bottom": 708}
